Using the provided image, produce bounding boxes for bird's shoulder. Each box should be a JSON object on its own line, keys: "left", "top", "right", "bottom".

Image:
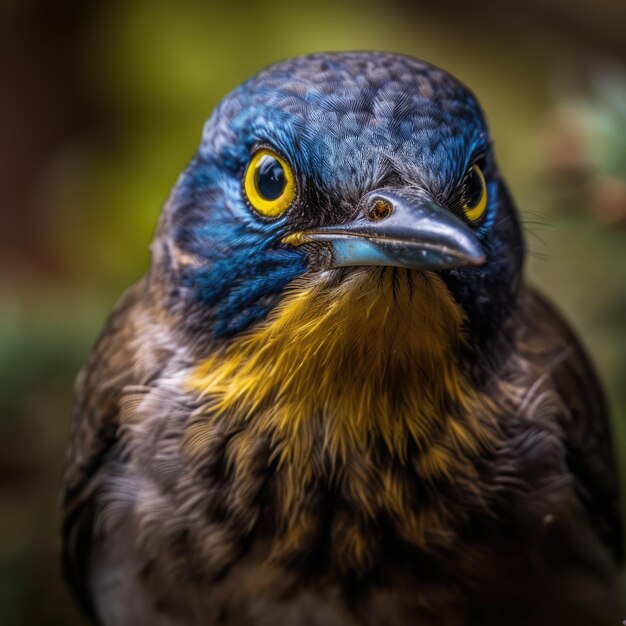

{"left": 59, "top": 276, "right": 176, "bottom": 616}
{"left": 514, "top": 285, "right": 622, "bottom": 561}
{"left": 62, "top": 280, "right": 143, "bottom": 500}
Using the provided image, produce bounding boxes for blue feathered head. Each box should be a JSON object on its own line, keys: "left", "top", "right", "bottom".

{"left": 152, "top": 52, "right": 523, "bottom": 346}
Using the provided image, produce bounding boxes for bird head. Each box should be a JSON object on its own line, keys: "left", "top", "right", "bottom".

{"left": 153, "top": 52, "right": 524, "bottom": 364}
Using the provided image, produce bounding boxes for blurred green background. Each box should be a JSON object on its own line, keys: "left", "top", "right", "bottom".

{"left": 1, "top": 0, "right": 625, "bottom": 623}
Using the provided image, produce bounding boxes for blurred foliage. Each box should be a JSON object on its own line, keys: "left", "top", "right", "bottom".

{"left": 1, "top": 0, "right": 625, "bottom": 623}
{"left": 542, "top": 62, "right": 626, "bottom": 224}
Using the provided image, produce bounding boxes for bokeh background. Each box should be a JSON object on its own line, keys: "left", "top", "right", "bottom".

{"left": 1, "top": 0, "right": 625, "bottom": 623}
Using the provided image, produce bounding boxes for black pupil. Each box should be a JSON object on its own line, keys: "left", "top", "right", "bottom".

{"left": 464, "top": 167, "right": 483, "bottom": 208}
{"left": 255, "top": 156, "right": 286, "bottom": 200}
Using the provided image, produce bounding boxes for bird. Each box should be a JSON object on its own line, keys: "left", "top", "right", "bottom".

{"left": 60, "top": 52, "right": 623, "bottom": 626}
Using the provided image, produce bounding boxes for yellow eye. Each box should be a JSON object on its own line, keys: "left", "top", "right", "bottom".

{"left": 462, "top": 164, "right": 488, "bottom": 223}
{"left": 244, "top": 149, "right": 296, "bottom": 217}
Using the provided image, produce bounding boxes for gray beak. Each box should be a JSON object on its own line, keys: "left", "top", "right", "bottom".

{"left": 283, "top": 190, "right": 485, "bottom": 270}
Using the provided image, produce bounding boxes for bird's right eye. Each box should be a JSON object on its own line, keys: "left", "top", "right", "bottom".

{"left": 244, "top": 149, "right": 296, "bottom": 218}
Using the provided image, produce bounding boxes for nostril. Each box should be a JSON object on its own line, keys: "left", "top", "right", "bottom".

{"left": 368, "top": 199, "right": 393, "bottom": 221}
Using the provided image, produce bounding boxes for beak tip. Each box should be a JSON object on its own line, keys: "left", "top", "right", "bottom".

{"left": 438, "top": 237, "right": 485, "bottom": 269}
{"left": 468, "top": 251, "right": 487, "bottom": 266}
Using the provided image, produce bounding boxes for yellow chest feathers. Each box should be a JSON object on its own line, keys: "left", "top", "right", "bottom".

{"left": 186, "top": 269, "right": 496, "bottom": 475}
{"left": 184, "top": 269, "right": 500, "bottom": 566}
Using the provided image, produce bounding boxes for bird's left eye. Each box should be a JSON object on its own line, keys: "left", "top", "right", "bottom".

{"left": 244, "top": 149, "right": 296, "bottom": 218}
{"left": 461, "top": 164, "right": 488, "bottom": 223}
